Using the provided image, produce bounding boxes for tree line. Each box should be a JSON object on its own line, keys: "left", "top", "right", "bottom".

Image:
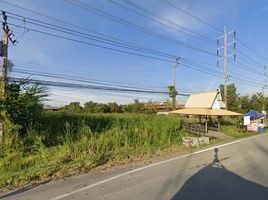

{"left": 58, "top": 99, "right": 156, "bottom": 114}
{"left": 59, "top": 83, "right": 268, "bottom": 115}
{"left": 220, "top": 83, "right": 267, "bottom": 113}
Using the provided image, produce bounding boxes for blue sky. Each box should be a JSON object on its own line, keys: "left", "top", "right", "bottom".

{"left": 1, "top": 0, "right": 268, "bottom": 106}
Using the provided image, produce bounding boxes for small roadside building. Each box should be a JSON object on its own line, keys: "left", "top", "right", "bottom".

{"left": 170, "top": 91, "right": 242, "bottom": 134}
{"left": 244, "top": 110, "right": 266, "bottom": 132}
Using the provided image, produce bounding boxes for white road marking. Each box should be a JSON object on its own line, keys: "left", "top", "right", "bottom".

{"left": 49, "top": 134, "right": 265, "bottom": 200}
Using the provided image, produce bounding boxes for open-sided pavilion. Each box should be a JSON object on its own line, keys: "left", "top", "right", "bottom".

{"left": 170, "top": 91, "right": 242, "bottom": 133}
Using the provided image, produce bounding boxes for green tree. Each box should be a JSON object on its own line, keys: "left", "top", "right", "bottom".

{"left": 84, "top": 101, "right": 97, "bottom": 113}
{"left": 122, "top": 99, "right": 144, "bottom": 113}
{"left": 62, "top": 102, "right": 82, "bottom": 113}
{"left": 1, "top": 82, "right": 46, "bottom": 136}
{"left": 107, "top": 102, "right": 121, "bottom": 113}
{"left": 219, "top": 83, "right": 239, "bottom": 111}
{"left": 249, "top": 92, "right": 266, "bottom": 112}
{"left": 168, "top": 86, "right": 177, "bottom": 109}
{"left": 94, "top": 103, "right": 110, "bottom": 113}
{"left": 239, "top": 95, "right": 250, "bottom": 113}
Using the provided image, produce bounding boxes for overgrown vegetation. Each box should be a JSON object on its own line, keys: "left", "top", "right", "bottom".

{"left": 0, "top": 113, "right": 184, "bottom": 189}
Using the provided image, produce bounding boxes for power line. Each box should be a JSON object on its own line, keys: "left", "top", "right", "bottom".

{"left": 9, "top": 77, "right": 191, "bottom": 96}
{"left": 232, "top": 48, "right": 265, "bottom": 69}
{"left": 236, "top": 38, "right": 268, "bottom": 63}
{"left": 64, "top": 0, "right": 217, "bottom": 56}
{"left": 160, "top": 0, "right": 268, "bottom": 71}
{"left": 9, "top": 55, "right": 265, "bottom": 91}
{"left": 160, "top": 0, "right": 222, "bottom": 32}
{"left": 13, "top": 68, "right": 174, "bottom": 92}
{"left": 5, "top": 14, "right": 179, "bottom": 61}
{"left": 6, "top": 14, "right": 179, "bottom": 60}
{"left": 0, "top": 0, "right": 182, "bottom": 59}
{"left": 0, "top": 5, "right": 265, "bottom": 93}
{"left": 107, "top": 0, "right": 215, "bottom": 45}
{"left": 4, "top": 20, "right": 177, "bottom": 63}
{"left": 12, "top": 60, "right": 167, "bottom": 89}
{"left": 229, "top": 60, "right": 263, "bottom": 76}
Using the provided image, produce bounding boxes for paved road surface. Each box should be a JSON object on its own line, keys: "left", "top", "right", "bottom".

{"left": 1, "top": 134, "right": 268, "bottom": 200}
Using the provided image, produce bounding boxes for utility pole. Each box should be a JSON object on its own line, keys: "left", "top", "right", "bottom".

{"left": 1, "top": 12, "right": 9, "bottom": 98}
{"left": 217, "top": 26, "right": 236, "bottom": 110}
{"left": 173, "top": 58, "right": 179, "bottom": 89}
{"left": 0, "top": 11, "right": 17, "bottom": 143}
{"left": 223, "top": 26, "right": 228, "bottom": 110}
{"left": 262, "top": 65, "right": 267, "bottom": 112}
{"left": 262, "top": 65, "right": 267, "bottom": 94}
{"left": 173, "top": 57, "right": 179, "bottom": 109}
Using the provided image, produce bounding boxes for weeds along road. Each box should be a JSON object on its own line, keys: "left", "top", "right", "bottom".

{"left": 1, "top": 133, "right": 268, "bottom": 200}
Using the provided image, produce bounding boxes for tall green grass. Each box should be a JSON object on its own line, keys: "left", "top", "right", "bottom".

{"left": 0, "top": 113, "right": 184, "bottom": 189}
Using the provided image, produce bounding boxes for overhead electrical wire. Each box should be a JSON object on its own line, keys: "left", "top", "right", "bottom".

{"left": 0, "top": 0, "right": 266, "bottom": 93}
{"left": 64, "top": 0, "right": 217, "bottom": 56}
{"left": 236, "top": 38, "right": 268, "bottom": 62}
{"left": 11, "top": 59, "right": 192, "bottom": 92}
{"left": 2, "top": 5, "right": 264, "bottom": 79}
{"left": 9, "top": 77, "right": 191, "bottom": 96}
{"left": 13, "top": 68, "right": 175, "bottom": 93}
{"left": 6, "top": 14, "right": 177, "bottom": 60}
{"left": 160, "top": 0, "right": 222, "bottom": 32}
{"left": 161, "top": 0, "right": 268, "bottom": 70}
{"left": 1, "top": 0, "right": 265, "bottom": 70}
{"left": 4, "top": 20, "right": 176, "bottom": 63}
{"left": 106, "top": 0, "right": 215, "bottom": 45}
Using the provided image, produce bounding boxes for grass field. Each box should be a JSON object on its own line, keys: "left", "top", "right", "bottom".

{"left": 0, "top": 113, "right": 185, "bottom": 189}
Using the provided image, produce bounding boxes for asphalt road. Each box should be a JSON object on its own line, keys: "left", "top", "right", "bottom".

{"left": 1, "top": 133, "right": 268, "bottom": 200}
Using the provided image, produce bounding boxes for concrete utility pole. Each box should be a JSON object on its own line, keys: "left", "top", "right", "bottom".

{"left": 262, "top": 65, "right": 267, "bottom": 94}
{"left": 173, "top": 57, "right": 179, "bottom": 108}
{"left": 1, "top": 12, "right": 9, "bottom": 98}
{"left": 217, "top": 26, "right": 236, "bottom": 110}
{"left": 262, "top": 65, "right": 267, "bottom": 112}
{"left": 173, "top": 57, "right": 180, "bottom": 89}
{"left": 0, "top": 11, "right": 17, "bottom": 143}
{"left": 223, "top": 26, "right": 228, "bottom": 110}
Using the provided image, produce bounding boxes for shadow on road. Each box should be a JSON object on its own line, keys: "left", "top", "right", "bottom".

{"left": 171, "top": 148, "right": 268, "bottom": 200}
{"left": 0, "top": 180, "right": 50, "bottom": 199}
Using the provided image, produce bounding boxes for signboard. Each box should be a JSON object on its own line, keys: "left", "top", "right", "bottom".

{"left": 247, "top": 123, "right": 258, "bottom": 132}
{"left": 243, "top": 116, "right": 250, "bottom": 126}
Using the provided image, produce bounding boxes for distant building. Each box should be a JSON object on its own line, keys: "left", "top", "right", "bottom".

{"left": 144, "top": 102, "right": 185, "bottom": 111}
{"left": 43, "top": 105, "right": 60, "bottom": 111}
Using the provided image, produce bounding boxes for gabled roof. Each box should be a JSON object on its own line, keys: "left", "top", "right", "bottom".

{"left": 185, "top": 91, "right": 225, "bottom": 109}
{"left": 170, "top": 91, "right": 241, "bottom": 116}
